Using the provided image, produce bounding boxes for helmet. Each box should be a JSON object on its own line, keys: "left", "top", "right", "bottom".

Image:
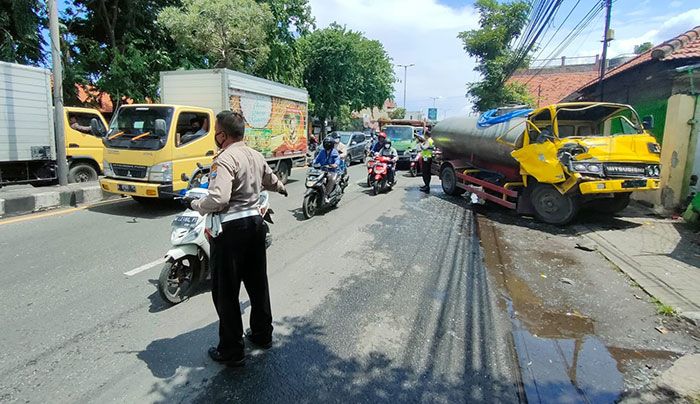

{"left": 378, "top": 132, "right": 387, "bottom": 139}
{"left": 322, "top": 136, "right": 335, "bottom": 150}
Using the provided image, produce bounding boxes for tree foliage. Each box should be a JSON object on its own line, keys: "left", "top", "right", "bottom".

{"left": 389, "top": 107, "right": 405, "bottom": 119}
{"left": 299, "top": 24, "right": 394, "bottom": 131}
{"left": 254, "top": 0, "right": 314, "bottom": 86}
{"left": 63, "top": 0, "right": 206, "bottom": 106}
{"left": 0, "top": 0, "right": 46, "bottom": 65}
{"left": 634, "top": 42, "right": 653, "bottom": 54}
{"left": 159, "top": 0, "right": 273, "bottom": 72}
{"left": 458, "top": 0, "right": 532, "bottom": 112}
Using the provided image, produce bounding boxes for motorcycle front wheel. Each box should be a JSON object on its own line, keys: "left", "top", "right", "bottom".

{"left": 158, "top": 255, "right": 201, "bottom": 305}
{"left": 303, "top": 192, "right": 319, "bottom": 219}
{"left": 372, "top": 181, "right": 380, "bottom": 195}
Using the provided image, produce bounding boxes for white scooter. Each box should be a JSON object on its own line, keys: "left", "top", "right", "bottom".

{"left": 158, "top": 165, "right": 273, "bottom": 305}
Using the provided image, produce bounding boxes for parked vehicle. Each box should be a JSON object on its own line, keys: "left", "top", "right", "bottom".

{"left": 302, "top": 165, "right": 346, "bottom": 218}
{"left": 331, "top": 131, "right": 369, "bottom": 164}
{"left": 158, "top": 165, "right": 273, "bottom": 305}
{"left": 160, "top": 69, "right": 309, "bottom": 183}
{"left": 432, "top": 102, "right": 662, "bottom": 225}
{"left": 368, "top": 155, "right": 395, "bottom": 195}
{"left": 0, "top": 62, "right": 109, "bottom": 186}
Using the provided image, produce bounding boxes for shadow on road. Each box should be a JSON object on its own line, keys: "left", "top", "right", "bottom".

{"left": 88, "top": 198, "right": 181, "bottom": 220}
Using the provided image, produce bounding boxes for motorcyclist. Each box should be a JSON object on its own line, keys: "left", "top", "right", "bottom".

{"left": 313, "top": 136, "right": 341, "bottom": 202}
{"left": 371, "top": 132, "right": 388, "bottom": 154}
{"left": 375, "top": 139, "right": 399, "bottom": 185}
{"left": 333, "top": 135, "right": 349, "bottom": 184}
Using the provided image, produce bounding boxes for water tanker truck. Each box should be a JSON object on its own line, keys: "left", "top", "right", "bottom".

{"left": 431, "top": 102, "right": 662, "bottom": 225}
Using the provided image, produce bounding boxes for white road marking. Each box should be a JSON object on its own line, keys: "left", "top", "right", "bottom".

{"left": 124, "top": 258, "right": 167, "bottom": 276}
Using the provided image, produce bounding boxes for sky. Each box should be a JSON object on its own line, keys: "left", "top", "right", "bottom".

{"left": 308, "top": 0, "right": 700, "bottom": 118}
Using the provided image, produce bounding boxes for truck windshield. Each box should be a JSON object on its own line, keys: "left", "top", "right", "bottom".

{"left": 384, "top": 126, "right": 413, "bottom": 141}
{"left": 555, "top": 105, "right": 643, "bottom": 138}
{"left": 103, "top": 106, "right": 174, "bottom": 150}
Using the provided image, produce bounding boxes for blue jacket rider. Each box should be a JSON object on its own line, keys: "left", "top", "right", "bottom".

{"left": 313, "top": 137, "right": 341, "bottom": 201}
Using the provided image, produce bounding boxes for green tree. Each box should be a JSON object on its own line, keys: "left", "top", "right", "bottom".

{"left": 389, "top": 107, "right": 405, "bottom": 119}
{"left": 299, "top": 24, "right": 394, "bottom": 133}
{"left": 634, "top": 42, "right": 653, "bottom": 54}
{"left": 0, "top": 0, "right": 46, "bottom": 65}
{"left": 159, "top": 0, "right": 273, "bottom": 71}
{"left": 63, "top": 0, "right": 206, "bottom": 106}
{"left": 458, "top": 0, "right": 532, "bottom": 112}
{"left": 254, "top": 0, "right": 315, "bottom": 86}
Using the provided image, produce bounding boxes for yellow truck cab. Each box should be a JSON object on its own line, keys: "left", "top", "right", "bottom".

{"left": 99, "top": 104, "right": 216, "bottom": 202}
{"left": 63, "top": 106, "right": 109, "bottom": 182}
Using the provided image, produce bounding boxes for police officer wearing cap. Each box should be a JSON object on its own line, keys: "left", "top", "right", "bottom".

{"left": 184, "top": 111, "right": 288, "bottom": 366}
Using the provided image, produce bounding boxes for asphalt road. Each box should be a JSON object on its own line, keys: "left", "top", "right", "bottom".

{"left": 0, "top": 164, "right": 518, "bottom": 403}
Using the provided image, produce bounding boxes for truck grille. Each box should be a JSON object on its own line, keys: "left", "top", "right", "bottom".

{"left": 112, "top": 164, "right": 148, "bottom": 179}
{"left": 604, "top": 163, "right": 647, "bottom": 178}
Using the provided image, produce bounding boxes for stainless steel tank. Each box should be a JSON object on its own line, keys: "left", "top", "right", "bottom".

{"left": 432, "top": 115, "right": 528, "bottom": 168}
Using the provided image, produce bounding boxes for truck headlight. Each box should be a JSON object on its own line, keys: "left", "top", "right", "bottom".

{"left": 103, "top": 160, "right": 114, "bottom": 177}
{"left": 645, "top": 165, "right": 661, "bottom": 178}
{"left": 148, "top": 161, "right": 173, "bottom": 182}
{"left": 572, "top": 162, "right": 603, "bottom": 175}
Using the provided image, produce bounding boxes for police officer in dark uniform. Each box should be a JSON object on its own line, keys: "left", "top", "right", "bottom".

{"left": 185, "top": 111, "right": 288, "bottom": 366}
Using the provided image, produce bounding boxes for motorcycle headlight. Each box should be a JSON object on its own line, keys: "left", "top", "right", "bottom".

{"left": 148, "top": 161, "right": 173, "bottom": 182}
{"left": 181, "top": 229, "right": 199, "bottom": 244}
{"left": 103, "top": 160, "right": 114, "bottom": 177}
{"left": 404, "top": 150, "right": 411, "bottom": 157}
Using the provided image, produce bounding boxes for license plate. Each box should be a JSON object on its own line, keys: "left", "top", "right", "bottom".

{"left": 117, "top": 184, "right": 136, "bottom": 193}
{"left": 172, "top": 216, "right": 198, "bottom": 227}
{"left": 621, "top": 179, "right": 647, "bottom": 189}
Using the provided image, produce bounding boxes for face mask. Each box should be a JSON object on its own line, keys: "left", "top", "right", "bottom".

{"left": 215, "top": 133, "right": 224, "bottom": 148}
{"left": 384, "top": 143, "right": 390, "bottom": 149}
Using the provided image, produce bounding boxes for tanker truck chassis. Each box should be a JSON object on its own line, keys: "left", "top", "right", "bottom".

{"left": 431, "top": 103, "right": 662, "bottom": 225}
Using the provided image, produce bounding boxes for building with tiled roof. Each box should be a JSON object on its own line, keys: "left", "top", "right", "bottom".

{"left": 562, "top": 25, "right": 700, "bottom": 142}
{"left": 508, "top": 62, "right": 600, "bottom": 108}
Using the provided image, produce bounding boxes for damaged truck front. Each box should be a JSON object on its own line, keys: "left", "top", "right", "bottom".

{"left": 432, "top": 102, "right": 661, "bottom": 225}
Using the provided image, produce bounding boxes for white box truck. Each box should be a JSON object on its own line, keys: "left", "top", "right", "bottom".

{"left": 160, "top": 69, "right": 309, "bottom": 182}
{"left": 0, "top": 61, "right": 56, "bottom": 185}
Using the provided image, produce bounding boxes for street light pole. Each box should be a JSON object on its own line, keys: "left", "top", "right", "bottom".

{"left": 396, "top": 63, "right": 414, "bottom": 110}
{"left": 49, "top": 0, "right": 68, "bottom": 185}
{"left": 429, "top": 96, "right": 441, "bottom": 107}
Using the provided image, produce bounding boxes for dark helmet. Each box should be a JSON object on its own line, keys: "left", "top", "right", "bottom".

{"left": 323, "top": 136, "right": 335, "bottom": 150}
{"left": 384, "top": 139, "right": 392, "bottom": 148}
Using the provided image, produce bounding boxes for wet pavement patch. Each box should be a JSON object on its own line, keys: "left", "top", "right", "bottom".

{"left": 478, "top": 216, "right": 632, "bottom": 403}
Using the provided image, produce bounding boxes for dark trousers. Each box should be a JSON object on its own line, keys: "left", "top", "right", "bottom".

{"left": 422, "top": 157, "right": 433, "bottom": 187}
{"left": 210, "top": 215, "right": 272, "bottom": 358}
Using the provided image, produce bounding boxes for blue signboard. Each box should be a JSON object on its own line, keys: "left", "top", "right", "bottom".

{"left": 428, "top": 108, "right": 437, "bottom": 120}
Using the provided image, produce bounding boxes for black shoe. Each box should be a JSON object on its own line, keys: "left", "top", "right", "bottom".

{"left": 245, "top": 330, "right": 272, "bottom": 349}
{"left": 208, "top": 347, "right": 245, "bottom": 367}
{"left": 419, "top": 186, "right": 430, "bottom": 193}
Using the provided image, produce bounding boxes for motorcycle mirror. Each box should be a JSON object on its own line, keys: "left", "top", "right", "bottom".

{"left": 181, "top": 173, "right": 189, "bottom": 182}
{"left": 196, "top": 162, "right": 203, "bottom": 169}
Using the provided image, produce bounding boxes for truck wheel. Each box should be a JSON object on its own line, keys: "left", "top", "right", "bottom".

{"left": 587, "top": 193, "right": 631, "bottom": 214}
{"left": 531, "top": 183, "right": 579, "bottom": 225}
{"left": 441, "top": 166, "right": 465, "bottom": 196}
{"left": 276, "top": 160, "right": 291, "bottom": 184}
{"left": 68, "top": 163, "right": 98, "bottom": 183}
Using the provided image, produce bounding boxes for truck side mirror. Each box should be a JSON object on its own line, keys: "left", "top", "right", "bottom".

{"left": 154, "top": 119, "right": 167, "bottom": 137}
{"left": 90, "top": 118, "right": 105, "bottom": 137}
{"left": 642, "top": 115, "right": 654, "bottom": 130}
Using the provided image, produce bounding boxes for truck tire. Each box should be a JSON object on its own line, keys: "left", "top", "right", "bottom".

{"left": 530, "top": 183, "right": 579, "bottom": 225}
{"left": 275, "top": 160, "right": 291, "bottom": 184}
{"left": 441, "top": 165, "right": 465, "bottom": 196}
{"left": 587, "top": 193, "right": 631, "bottom": 215}
{"left": 68, "top": 163, "right": 98, "bottom": 183}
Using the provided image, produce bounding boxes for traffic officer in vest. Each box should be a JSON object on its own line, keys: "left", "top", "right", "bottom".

{"left": 419, "top": 129, "right": 435, "bottom": 193}
{"left": 184, "top": 111, "right": 288, "bottom": 366}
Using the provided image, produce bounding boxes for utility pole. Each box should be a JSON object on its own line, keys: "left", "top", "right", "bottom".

{"left": 49, "top": 0, "right": 68, "bottom": 185}
{"left": 396, "top": 63, "right": 415, "bottom": 110}
{"left": 598, "top": 0, "right": 613, "bottom": 101}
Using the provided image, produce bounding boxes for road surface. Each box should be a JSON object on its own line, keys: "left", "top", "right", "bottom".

{"left": 0, "top": 164, "right": 518, "bottom": 403}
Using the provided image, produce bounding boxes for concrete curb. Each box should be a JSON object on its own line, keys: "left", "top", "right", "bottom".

{"left": 0, "top": 183, "right": 115, "bottom": 218}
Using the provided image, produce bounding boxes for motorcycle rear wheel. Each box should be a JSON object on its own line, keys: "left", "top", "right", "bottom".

{"left": 158, "top": 255, "right": 201, "bottom": 305}
{"left": 303, "top": 193, "right": 318, "bottom": 219}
